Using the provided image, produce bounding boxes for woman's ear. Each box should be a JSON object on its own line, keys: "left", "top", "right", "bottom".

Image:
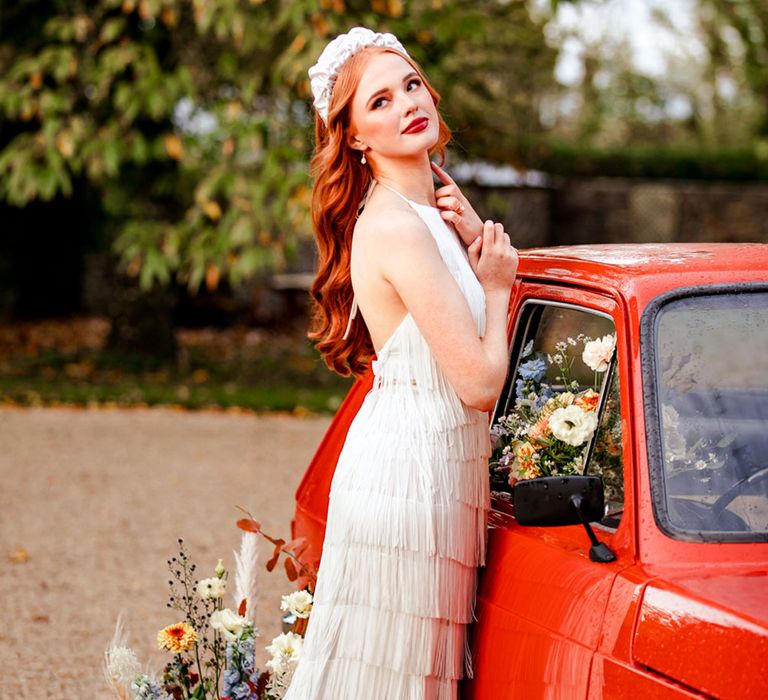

{"left": 347, "top": 133, "right": 366, "bottom": 153}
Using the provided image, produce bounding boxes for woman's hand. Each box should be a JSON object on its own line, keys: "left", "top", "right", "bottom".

{"left": 430, "top": 161, "right": 483, "bottom": 246}
{"left": 467, "top": 220, "right": 518, "bottom": 293}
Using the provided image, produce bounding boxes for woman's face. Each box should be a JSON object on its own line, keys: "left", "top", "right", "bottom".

{"left": 347, "top": 51, "right": 439, "bottom": 165}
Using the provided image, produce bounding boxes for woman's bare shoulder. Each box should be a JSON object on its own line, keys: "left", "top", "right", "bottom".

{"left": 354, "top": 200, "right": 432, "bottom": 248}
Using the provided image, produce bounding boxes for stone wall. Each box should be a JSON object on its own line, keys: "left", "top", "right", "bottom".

{"left": 465, "top": 177, "right": 768, "bottom": 249}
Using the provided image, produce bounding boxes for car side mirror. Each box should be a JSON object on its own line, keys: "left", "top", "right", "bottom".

{"left": 513, "top": 475, "right": 617, "bottom": 563}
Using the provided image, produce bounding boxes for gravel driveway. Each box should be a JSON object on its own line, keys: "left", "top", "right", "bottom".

{"left": 0, "top": 407, "right": 330, "bottom": 699}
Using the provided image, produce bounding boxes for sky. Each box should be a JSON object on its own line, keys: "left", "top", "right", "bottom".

{"left": 547, "top": 0, "right": 703, "bottom": 85}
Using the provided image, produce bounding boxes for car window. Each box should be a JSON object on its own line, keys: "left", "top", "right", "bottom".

{"left": 588, "top": 367, "right": 624, "bottom": 526}
{"left": 651, "top": 290, "right": 768, "bottom": 541}
{"left": 491, "top": 302, "right": 624, "bottom": 527}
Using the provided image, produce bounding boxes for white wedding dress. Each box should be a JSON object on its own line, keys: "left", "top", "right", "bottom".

{"left": 284, "top": 181, "right": 490, "bottom": 699}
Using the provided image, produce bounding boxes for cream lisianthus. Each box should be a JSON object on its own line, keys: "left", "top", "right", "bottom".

{"left": 266, "top": 631, "right": 303, "bottom": 672}
{"left": 582, "top": 335, "right": 616, "bottom": 372}
{"left": 210, "top": 608, "right": 248, "bottom": 641}
{"left": 549, "top": 405, "right": 598, "bottom": 447}
{"left": 197, "top": 576, "right": 227, "bottom": 599}
{"left": 280, "top": 590, "right": 313, "bottom": 619}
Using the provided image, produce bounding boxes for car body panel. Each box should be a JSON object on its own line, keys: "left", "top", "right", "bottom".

{"left": 290, "top": 243, "right": 768, "bottom": 698}
{"left": 632, "top": 575, "right": 768, "bottom": 699}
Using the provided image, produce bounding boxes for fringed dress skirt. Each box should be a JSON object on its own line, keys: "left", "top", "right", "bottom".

{"left": 284, "top": 192, "right": 490, "bottom": 699}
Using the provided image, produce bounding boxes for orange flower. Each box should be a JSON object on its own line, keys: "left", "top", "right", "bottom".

{"left": 515, "top": 441, "right": 537, "bottom": 471}
{"left": 527, "top": 417, "right": 550, "bottom": 444}
{"left": 575, "top": 389, "right": 600, "bottom": 412}
{"left": 520, "top": 463, "right": 542, "bottom": 480}
{"left": 157, "top": 622, "right": 198, "bottom": 652}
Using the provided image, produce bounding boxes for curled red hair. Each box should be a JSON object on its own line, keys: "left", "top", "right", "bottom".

{"left": 308, "top": 46, "right": 452, "bottom": 377}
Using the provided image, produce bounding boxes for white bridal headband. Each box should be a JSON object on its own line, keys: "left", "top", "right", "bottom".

{"left": 308, "top": 26, "right": 409, "bottom": 125}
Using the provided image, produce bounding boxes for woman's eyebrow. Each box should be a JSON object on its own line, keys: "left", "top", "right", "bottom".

{"left": 366, "top": 71, "right": 419, "bottom": 106}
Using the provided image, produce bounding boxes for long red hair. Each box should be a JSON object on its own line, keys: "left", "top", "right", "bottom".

{"left": 308, "top": 45, "right": 452, "bottom": 377}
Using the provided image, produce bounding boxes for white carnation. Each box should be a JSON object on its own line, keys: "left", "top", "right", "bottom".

{"left": 197, "top": 576, "right": 227, "bottom": 599}
{"left": 549, "top": 405, "right": 598, "bottom": 447}
{"left": 280, "top": 590, "right": 313, "bottom": 619}
{"left": 210, "top": 608, "right": 247, "bottom": 641}
{"left": 582, "top": 334, "right": 616, "bottom": 372}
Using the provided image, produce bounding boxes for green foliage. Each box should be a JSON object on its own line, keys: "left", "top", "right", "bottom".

{"left": 0, "top": 324, "right": 352, "bottom": 412}
{"left": 531, "top": 139, "right": 768, "bottom": 180}
{"left": 0, "top": 0, "right": 558, "bottom": 292}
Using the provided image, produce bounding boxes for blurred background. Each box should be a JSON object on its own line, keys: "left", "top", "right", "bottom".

{"left": 1, "top": 0, "right": 766, "bottom": 413}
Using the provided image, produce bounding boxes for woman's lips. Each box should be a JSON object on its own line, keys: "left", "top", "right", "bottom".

{"left": 403, "top": 118, "right": 428, "bottom": 134}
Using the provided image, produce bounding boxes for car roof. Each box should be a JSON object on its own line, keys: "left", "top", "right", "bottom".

{"left": 517, "top": 243, "right": 768, "bottom": 304}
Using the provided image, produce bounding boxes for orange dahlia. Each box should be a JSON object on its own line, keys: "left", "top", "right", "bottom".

{"left": 157, "top": 622, "right": 198, "bottom": 652}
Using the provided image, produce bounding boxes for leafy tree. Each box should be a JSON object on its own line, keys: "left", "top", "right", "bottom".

{"left": 0, "top": 0, "right": 559, "bottom": 292}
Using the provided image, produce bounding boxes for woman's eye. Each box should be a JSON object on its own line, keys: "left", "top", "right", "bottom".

{"left": 372, "top": 97, "right": 387, "bottom": 109}
{"left": 407, "top": 78, "right": 422, "bottom": 91}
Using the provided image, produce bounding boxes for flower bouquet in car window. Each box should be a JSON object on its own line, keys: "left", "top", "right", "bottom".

{"left": 490, "top": 333, "right": 617, "bottom": 490}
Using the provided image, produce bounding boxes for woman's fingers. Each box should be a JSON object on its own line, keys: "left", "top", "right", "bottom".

{"left": 467, "top": 234, "right": 482, "bottom": 273}
{"left": 439, "top": 209, "right": 462, "bottom": 227}
{"left": 436, "top": 195, "right": 464, "bottom": 213}
{"left": 430, "top": 160, "right": 455, "bottom": 186}
{"left": 483, "top": 219, "right": 495, "bottom": 248}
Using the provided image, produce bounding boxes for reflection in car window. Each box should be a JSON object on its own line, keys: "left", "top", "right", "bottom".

{"left": 492, "top": 303, "right": 624, "bottom": 526}
{"left": 656, "top": 292, "right": 768, "bottom": 538}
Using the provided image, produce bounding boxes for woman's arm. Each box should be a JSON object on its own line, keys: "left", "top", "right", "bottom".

{"left": 373, "top": 211, "right": 518, "bottom": 411}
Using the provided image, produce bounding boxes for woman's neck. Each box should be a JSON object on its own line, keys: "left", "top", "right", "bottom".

{"left": 372, "top": 156, "right": 436, "bottom": 207}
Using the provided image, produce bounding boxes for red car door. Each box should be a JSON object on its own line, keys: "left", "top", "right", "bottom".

{"left": 464, "top": 284, "right": 636, "bottom": 699}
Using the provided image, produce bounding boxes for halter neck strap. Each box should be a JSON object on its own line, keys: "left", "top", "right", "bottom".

{"left": 375, "top": 179, "right": 411, "bottom": 203}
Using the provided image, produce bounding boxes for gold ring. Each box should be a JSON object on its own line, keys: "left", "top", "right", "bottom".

{"left": 455, "top": 204, "right": 465, "bottom": 214}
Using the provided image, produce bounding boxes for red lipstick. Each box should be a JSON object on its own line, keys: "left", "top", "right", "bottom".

{"left": 403, "top": 117, "right": 428, "bottom": 134}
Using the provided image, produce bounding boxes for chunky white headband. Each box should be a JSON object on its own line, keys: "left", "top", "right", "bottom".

{"left": 308, "top": 26, "right": 409, "bottom": 125}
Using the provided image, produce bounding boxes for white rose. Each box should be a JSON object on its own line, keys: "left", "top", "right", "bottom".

{"left": 549, "top": 405, "right": 598, "bottom": 447}
{"left": 266, "top": 631, "right": 303, "bottom": 661}
{"left": 210, "top": 608, "right": 247, "bottom": 641}
{"left": 280, "top": 590, "right": 313, "bottom": 619}
{"left": 197, "top": 577, "right": 227, "bottom": 599}
{"left": 582, "top": 334, "right": 616, "bottom": 372}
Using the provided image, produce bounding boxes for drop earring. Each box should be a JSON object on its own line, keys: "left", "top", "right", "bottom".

{"left": 360, "top": 152, "right": 367, "bottom": 165}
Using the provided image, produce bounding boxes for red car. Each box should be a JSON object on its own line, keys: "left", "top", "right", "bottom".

{"left": 291, "top": 243, "right": 768, "bottom": 699}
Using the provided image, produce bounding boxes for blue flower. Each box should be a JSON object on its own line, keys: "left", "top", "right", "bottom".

{"left": 518, "top": 358, "right": 547, "bottom": 382}
{"left": 131, "top": 676, "right": 172, "bottom": 700}
{"left": 521, "top": 339, "right": 534, "bottom": 358}
{"left": 223, "top": 636, "right": 259, "bottom": 700}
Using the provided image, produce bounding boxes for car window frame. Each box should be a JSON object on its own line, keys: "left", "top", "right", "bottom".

{"left": 492, "top": 298, "right": 623, "bottom": 529}
{"left": 640, "top": 281, "right": 768, "bottom": 544}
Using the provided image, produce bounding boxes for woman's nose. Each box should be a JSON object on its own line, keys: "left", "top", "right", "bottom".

{"left": 399, "top": 92, "right": 418, "bottom": 115}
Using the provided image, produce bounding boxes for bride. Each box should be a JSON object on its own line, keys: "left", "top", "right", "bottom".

{"left": 285, "top": 27, "right": 518, "bottom": 699}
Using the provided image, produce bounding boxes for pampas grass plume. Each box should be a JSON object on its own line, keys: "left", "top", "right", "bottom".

{"left": 103, "top": 614, "right": 140, "bottom": 700}
{"left": 233, "top": 531, "right": 260, "bottom": 623}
